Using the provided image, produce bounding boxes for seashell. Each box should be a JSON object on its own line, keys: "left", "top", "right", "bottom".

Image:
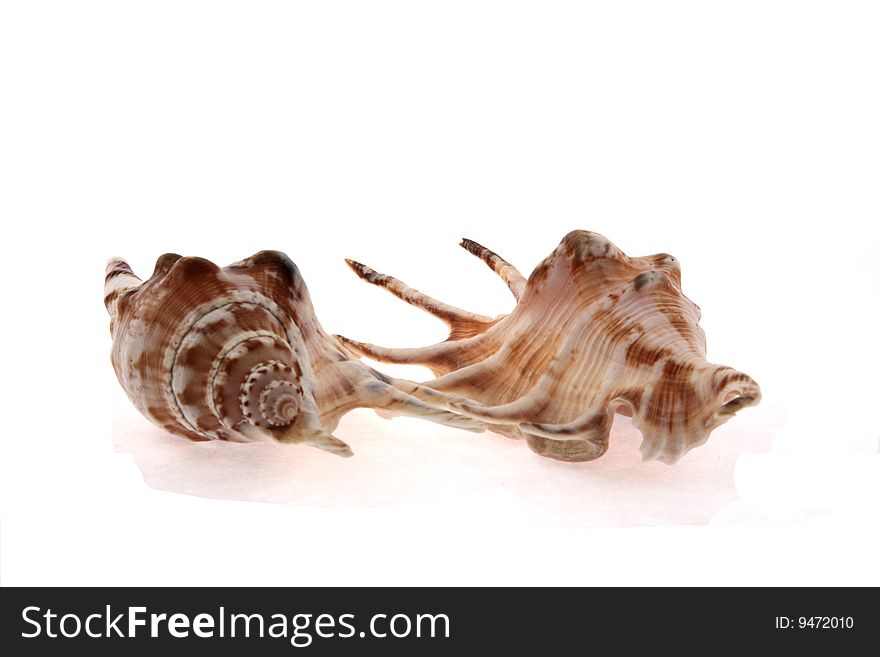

{"left": 338, "top": 231, "right": 761, "bottom": 464}
{"left": 104, "top": 251, "right": 483, "bottom": 456}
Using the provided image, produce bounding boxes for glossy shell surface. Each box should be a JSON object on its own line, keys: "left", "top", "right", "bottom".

{"left": 340, "top": 231, "right": 761, "bottom": 463}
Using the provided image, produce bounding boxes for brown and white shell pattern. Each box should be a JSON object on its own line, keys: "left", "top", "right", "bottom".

{"left": 104, "top": 251, "right": 482, "bottom": 456}
{"left": 339, "top": 231, "right": 761, "bottom": 464}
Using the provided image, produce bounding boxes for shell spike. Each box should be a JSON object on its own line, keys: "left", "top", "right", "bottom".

{"left": 275, "top": 425, "right": 353, "bottom": 457}
{"left": 360, "top": 381, "right": 485, "bottom": 433}
{"left": 334, "top": 334, "right": 462, "bottom": 369}
{"left": 344, "top": 258, "right": 493, "bottom": 328}
{"left": 459, "top": 237, "right": 527, "bottom": 300}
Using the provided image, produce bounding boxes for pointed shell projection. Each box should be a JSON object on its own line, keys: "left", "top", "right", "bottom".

{"left": 339, "top": 231, "right": 761, "bottom": 464}
{"left": 104, "top": 251, "right": 482, "bottom": 456}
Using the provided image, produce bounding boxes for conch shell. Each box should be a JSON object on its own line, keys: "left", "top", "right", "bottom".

{"left": 339, "top": 231, "right": 761, "bottom": 464}
{"left": 104, "top": 251, "right": 482, "bottom": 456}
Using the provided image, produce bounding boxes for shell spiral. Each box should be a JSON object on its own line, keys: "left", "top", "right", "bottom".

{"left": 105, "top": 250, "right": 483, "bottom": 456}
{"left": 105, "top": 252, "right": 317, "bottom": 444}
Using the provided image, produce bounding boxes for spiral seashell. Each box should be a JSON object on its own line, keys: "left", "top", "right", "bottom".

{"left": 339, "top": 231, "right": 761, "bottom": 464}
{"left": 105, "top": 250, "right": 483, "bottom": 456}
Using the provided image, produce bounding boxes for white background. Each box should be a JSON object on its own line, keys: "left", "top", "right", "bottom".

{"left": 1, "top": 1, "right": 878, "bottom": 585}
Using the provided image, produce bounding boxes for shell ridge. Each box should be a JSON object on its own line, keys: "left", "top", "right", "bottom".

{"left": 107, "top": 235, "right": 760, "bottom": 464}
{"left": 164, "top": 294, "right": 292, "bottom": 435}
{"left": 341, "top": 231, "right": 762, "bottom": 463}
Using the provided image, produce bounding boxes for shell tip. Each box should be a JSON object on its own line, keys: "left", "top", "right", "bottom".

{"left": 345, "top": 258, "right": 371, "bottom": 279}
